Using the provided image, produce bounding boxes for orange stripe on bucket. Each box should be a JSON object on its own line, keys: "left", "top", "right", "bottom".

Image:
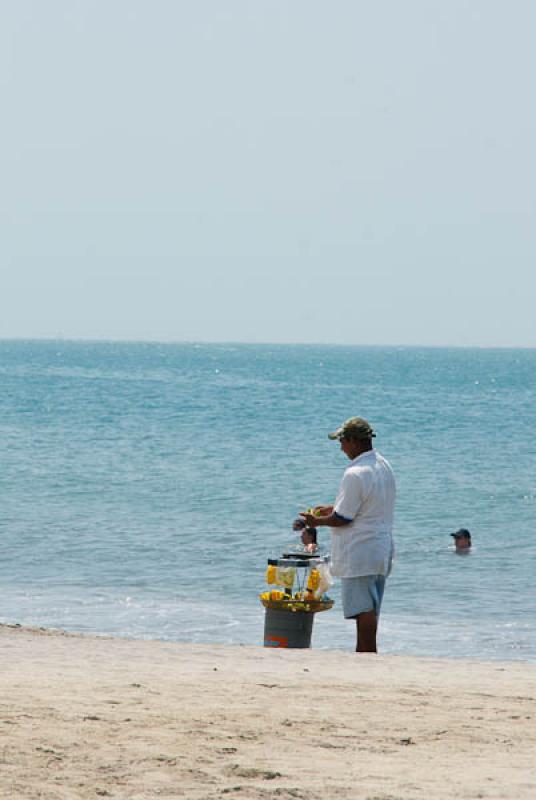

{"left": 264, "top": 635, "right": 288, "bottom": 648}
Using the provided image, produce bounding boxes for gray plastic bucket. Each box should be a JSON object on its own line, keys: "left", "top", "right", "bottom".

{"left": 263, "top": 607, "right": 314, "bottom": 648}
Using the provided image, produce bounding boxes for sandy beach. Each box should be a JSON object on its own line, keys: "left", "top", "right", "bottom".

{"left": 1, "top": 624, "right": 535, "bottom": 799}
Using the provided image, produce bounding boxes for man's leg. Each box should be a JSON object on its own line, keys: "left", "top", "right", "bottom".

{"left": 356, "top": 610, "right": 378, "bottom": 653}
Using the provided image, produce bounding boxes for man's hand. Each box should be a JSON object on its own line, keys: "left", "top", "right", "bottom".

{"left": 313, "top": 505, "right": 333, "bottom": 516}
{"left": 299, "top": 511, "right": 320, "bottom": 528}
{"left": 299, "top": 505, "right": 334, "bottom": 528}
{"left": 300, "top": 505, "right": 351, "bottom": 529}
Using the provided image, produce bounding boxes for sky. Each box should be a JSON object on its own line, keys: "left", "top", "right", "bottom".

{"left": 1, "top": 1, "right": 535, "bottom": 347}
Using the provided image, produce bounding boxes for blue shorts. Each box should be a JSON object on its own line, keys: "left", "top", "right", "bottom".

{"left": 341, "top": 575, "right": 386, "bottom": 619}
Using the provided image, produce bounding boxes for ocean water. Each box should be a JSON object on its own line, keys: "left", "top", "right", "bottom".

{"left": 1, "top": 340, "right": 535, "bottom": 662}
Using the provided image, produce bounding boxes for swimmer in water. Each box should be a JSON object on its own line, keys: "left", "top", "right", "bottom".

{"left": 292, "top": 515, "right": 318, "bottom": 552}
{"left": 451, "top": 528, "right": 472, "bottom": 552}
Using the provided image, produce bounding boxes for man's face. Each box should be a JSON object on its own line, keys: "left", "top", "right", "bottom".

{"left": 454, "top": 536, "right": 471, "bottom": 551}
{"left": 301, "top": 529, "right": 316, "bottom": 548}
{"left": 339, "top": 436, "right": 360, "bottom": 459}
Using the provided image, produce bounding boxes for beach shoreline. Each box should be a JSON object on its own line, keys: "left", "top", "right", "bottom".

{"left": 1, "top": 623, "right": 535, "bottom": 799}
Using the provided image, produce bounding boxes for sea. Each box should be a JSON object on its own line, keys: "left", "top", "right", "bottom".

{"left": 1, "top": 340, "right": 535, "bottom": 662}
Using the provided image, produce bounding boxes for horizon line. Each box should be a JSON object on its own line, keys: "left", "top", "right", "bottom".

{"left": 0, "top": 336, "right": 535, "bottom": 351}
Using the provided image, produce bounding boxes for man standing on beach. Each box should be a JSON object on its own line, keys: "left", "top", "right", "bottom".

{"left": 299, "top": 417, "right": 396, "bottom": 653}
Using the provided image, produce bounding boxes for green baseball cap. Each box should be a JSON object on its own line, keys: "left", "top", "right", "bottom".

{"left": 328, "top": 417, "right": 376, "bottom": 441}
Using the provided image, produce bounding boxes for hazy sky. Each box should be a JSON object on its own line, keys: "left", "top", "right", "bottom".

{"left": 2, "top": 1, "right": 535, "bottom": 347}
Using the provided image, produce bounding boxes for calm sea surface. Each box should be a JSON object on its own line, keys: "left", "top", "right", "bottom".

{"left": 1, "top": 340, "right": 535, "bottom": 661}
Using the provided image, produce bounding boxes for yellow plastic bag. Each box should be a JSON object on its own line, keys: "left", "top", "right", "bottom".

{"left": 275, "top": 567, "right": 295, "bottom": 589}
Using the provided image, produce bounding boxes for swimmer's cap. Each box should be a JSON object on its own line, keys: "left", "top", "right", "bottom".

{"left": 451, "top": 528, "right": 471, "bottom": 540}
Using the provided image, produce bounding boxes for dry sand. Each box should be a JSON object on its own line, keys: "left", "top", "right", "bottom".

{"left": 1, "top": 624, "right": 535, "bottom": 800}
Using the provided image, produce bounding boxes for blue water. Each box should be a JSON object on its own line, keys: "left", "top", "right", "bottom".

{"left": 1, "top": 340, "right": 535, "bottom": 661}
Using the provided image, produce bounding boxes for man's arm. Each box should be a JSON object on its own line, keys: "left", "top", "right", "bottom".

{"left": 299, "top": 509, "right": 352, "bottom": 529}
